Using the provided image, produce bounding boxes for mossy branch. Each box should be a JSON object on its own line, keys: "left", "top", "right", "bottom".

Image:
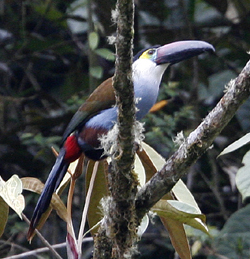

{"left": 93, "top": 1, "right": 136, "bottom": 259}
{"left": 135, "top": 59, "right": 250, "bottom": 221}
{"left": 108, "top": 0, "right": 137, "bottom": 257}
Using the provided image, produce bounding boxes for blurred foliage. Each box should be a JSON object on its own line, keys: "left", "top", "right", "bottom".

{"left": 1, "top": 0, "right": 250, "bottom": 258}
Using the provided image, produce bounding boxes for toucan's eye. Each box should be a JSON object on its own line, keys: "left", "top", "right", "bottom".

{"left": 139, "top": 48, "right": 157, "bottom": 60}
{"left": 147, "top": 49, "right": 156, "bottom": 55}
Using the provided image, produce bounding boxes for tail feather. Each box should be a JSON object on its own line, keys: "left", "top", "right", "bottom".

{"left": 28, "top": 148, "right": 69, "bottom": 238}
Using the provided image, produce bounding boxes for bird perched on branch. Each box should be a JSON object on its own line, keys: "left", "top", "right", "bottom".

{"left": 28, "top": 40, "right": 215, "bottom": 237}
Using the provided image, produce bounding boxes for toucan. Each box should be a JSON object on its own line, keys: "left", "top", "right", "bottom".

{"left": 28, "top": 40, "right": 214, "bottom": 237}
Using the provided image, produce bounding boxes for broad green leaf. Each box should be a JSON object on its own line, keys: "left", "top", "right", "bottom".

{"left": 136, "top": 144, "right": 157, "bottom": 181}
{"left": 57, "top": 157, "right": 80, "bottom": 193}
{"left": 138, "top": 215, "right": 149, "bottom": 237}
{"left": 33, "top": 3, "right": 67, "bottom": 28}
{"left": 236, "top": 150, "right": 250, "bottom": 201}
{"left": 85, "top": 158, "right": 147, "bottom": 236}
{"left": 135, "top": 153, "right": 146, "bottom": 186}
{"left": 86, "top": 160, "right": 108, "bottom": 234}
{"left": 22, "top": 177, "right": 68, "bottom": 241}
{"left": 0, "top": 175, "right": 25, "bottom": 219}
{"left": 90, "top": 66, "right": 103, "bottom": 79}
{"left": 95, "top": 48, "right": 115, "bottom": 61}
{"left": 134, "top": 153, "right": 150, "bottom": 236}
{"left": 191, "top": 240, "right": 202, "bottom": 257}
{"left": 173, "top": 180, "right": 201, "bottom": 213}
{"left": 141, "top": 142, "right": 201, "bottom": 212}
{"left": 140, "top": 142, "right": 207, "bottom": 239}
{"left": 22, "top": 177, "right": 68, "bottom": 222}
{"left": 218, "top": 133, "right": 250, "bottom": 157}
{"left": 0, "top": 197, "right": 9, "bottom": 238}
{"left": 137, "top": 143, "right": 172, "bottom": 200}
{"left": 141, "top": 142, "right": 165, "bottom": 170}
{"left": 88, "top": 32, "right": 99, "bottom": 50}
{"left": 153, "top": 200, "right": 208, "bottom": 234}
{"left": 167, "top": 200, "right": 205, "bottom": 219}
{"left": 67, "top": 0, "right": 88, "bottom": 34}
{"left": 210, "top": 204, "right": 250, "bottom": 259}
{"left": 161, "top": 217, "right": 191, "bottom": 259}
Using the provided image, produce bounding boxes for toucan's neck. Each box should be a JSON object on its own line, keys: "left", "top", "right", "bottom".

{"left": 132, "top": 59, "right": 169, "bottom": 119}
{"left": 83, "top": 59, "right": 169, "bottom": 131}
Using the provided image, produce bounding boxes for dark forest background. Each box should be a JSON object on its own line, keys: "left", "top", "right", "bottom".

{"left": 1, "top": 0, "right": 250, "bottom": 258}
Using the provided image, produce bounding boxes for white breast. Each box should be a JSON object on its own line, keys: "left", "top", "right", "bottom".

{"left": 132, "top": 59, "right": 169, "bottom": 119}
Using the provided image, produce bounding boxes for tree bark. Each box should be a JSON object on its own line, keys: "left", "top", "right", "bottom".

{"left": 93, "top": 0, "right": 136, "bottom": 258}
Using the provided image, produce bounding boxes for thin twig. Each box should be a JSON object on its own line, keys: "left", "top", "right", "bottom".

{"left": 22, "top": 214, "right": 63, "bottom": 259}
{"left": 200, "top": 150, "right": 229, "bottom": 220}
{"left": 66, "top": 156, "right": 85, "bottom": 237}
{"left": 77, "top": 161, "right": 99, "bottom": 254}
{"left": 2, "top": 237, "right": 93, "bottom": 259}
{"left": 66, "top": 168, "right": 77, "bottom": 245}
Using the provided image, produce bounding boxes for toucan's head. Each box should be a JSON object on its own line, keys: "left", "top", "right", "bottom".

{"left": 132, "top": 40, "right": 214, "bottom": 86}
{"left": 134, "top": 40, "right": 214, "bottom": 65}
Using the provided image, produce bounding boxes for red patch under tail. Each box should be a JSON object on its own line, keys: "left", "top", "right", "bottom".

{"left": 64, "top": 135, "right": 82, "bottom": 163}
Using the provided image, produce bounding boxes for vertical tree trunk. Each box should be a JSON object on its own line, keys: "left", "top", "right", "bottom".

{"left": 93, "top": 0, "right": 136, "bottom": 258}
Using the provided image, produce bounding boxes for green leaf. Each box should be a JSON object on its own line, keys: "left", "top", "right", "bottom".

{"left": 95, "top": 48, "right": 115, "bottom": 61}
{"left": 137, "top": 215, "right": 149, "bottom": 237}
{"left": 172, "top": 180, "right": 202, "bottom": 213}
{"left": 141, "top": 142, "right": 201, "bottom": 212}
{"left": 210, "top": 204, "right": 250, "bottom": 259}
{"left": 33, "top": 3, "right": 67, "bottom": 28}
{"left": 153, "top": 200, "right": 208, "bottom": 234}
{"left": 0, "top": 197, "right": 9, "bottom": 238}
{"left": 90, "top": 66, "right": 103, "bottom": 79}
{"left": 236, "top": 150, "right": 250, "bottom": 201}
{"left": 218, "top": 133, "right": 250, "bottom": 157}
{"left": 0, "top": 175, "right": 25, "bottom": 219}
{"left": 136, "top": 144, "right": 157, "bottom": 182}
{"left": 168, "top": 200, "right": 204, "bottom": 217}
{"left": 141, "top": 142, "right": 165, "bottom": 170}
{"left": 86, "top": 160, "right": 108, "bottom": 235}
{"left": 88, "top": 32, "right": 99, "bottom": 50}
{"left": 135, "top": 153, "right": 146, "bottom": 186}
{"left": 161, "top": 217, "right": 191, "bottom": 259}
{"left": 22, "top": 177, "right": 68, "bottom": 222}
{"left": 58, "top": 158, "right": 79, "bottom": 191}
{"left": 22, "top": 176, "right": 68, "bottom": 241}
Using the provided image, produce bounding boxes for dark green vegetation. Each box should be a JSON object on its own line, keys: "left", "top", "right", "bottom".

{"left": 1, "top": 0, "right": 250, "bottom": 258}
